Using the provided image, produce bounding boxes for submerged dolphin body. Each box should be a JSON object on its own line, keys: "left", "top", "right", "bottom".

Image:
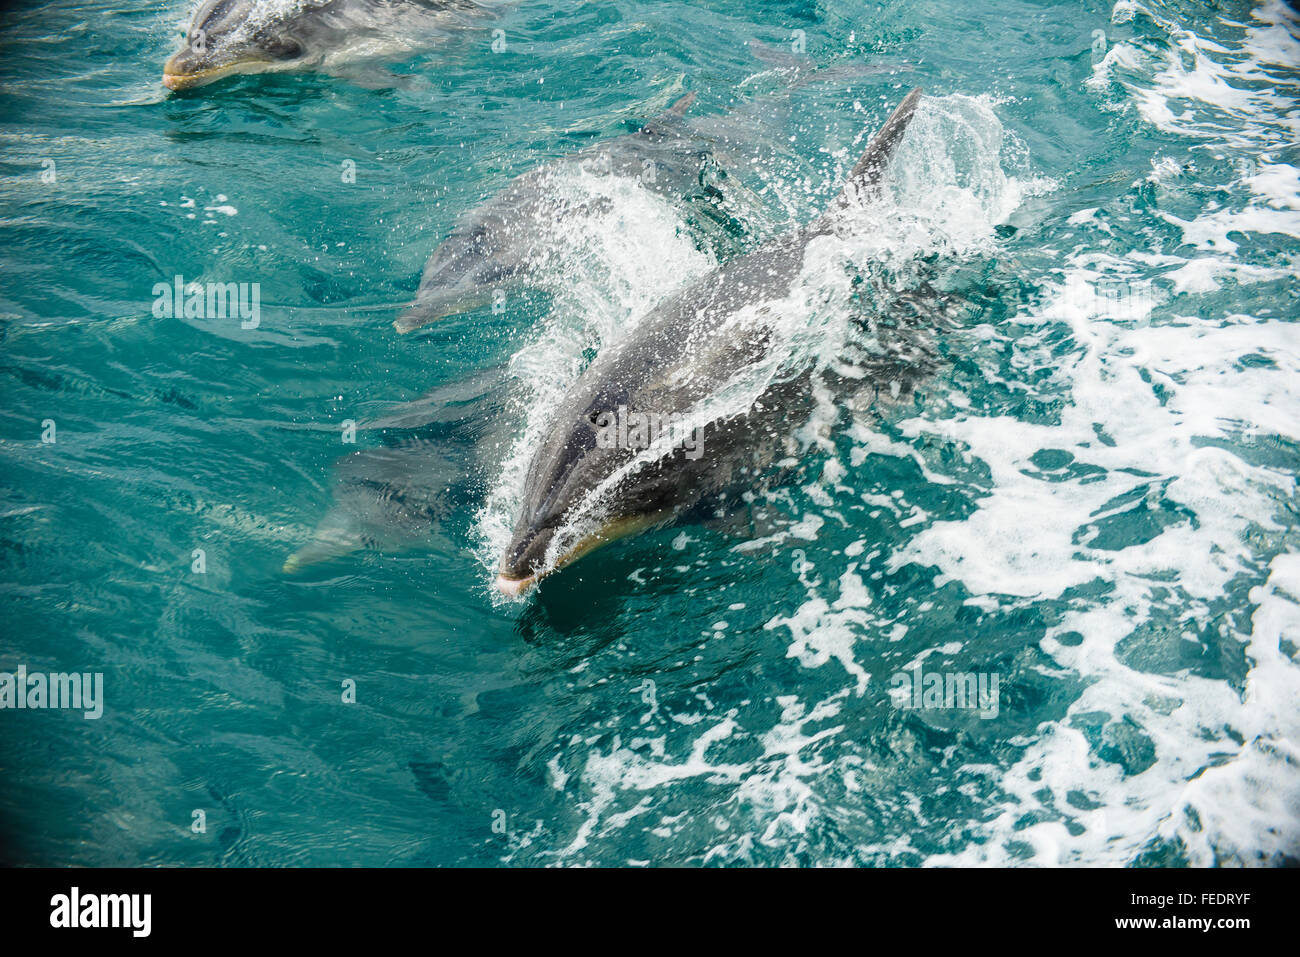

{"left": 495, "top": 88, "right": 926, "bottom": 595}
{"left": 284, "top": 370, "right": 506, "bottom": 572}
{"left": 393, "top": 92, "right": 740, "bottom": 333}
{"left": 283, "top": 441, "right": 453, "bottom": 571}
{"left": 164, "top": 0, "right": 494, "bottom": 91}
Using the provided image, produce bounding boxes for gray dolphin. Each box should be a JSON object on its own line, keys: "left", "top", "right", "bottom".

{"left": 394, "top": 52, "right": 907, "bottom": 334}
{"left": 284, "top": 368, "right": 507, "bottom": 572}
{"left": 164, "top": 0, "right": 495, "bottom": 91}
{"left": 494, "top": 88, "right": 925, "bottom": 595}
{"left": 392, "top": 92, "right": 743, "bottom": 333}
{"left": 282, "top": 439, "right": 457, "bottom": 572}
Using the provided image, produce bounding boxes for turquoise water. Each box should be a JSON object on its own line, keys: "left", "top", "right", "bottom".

{"left": 1, "top": 0, "right": 1298, "bottom": 866}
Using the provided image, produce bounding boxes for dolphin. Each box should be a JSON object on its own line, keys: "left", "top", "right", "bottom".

{"left": 282, "top": 439, "right": 458, "bottom": 572}
{"left": 394, "top": 52, "right": 910, "bottom": 334}
{"left": 284, "top": 368, "right": 507, "bottom": 572}
{"left": 392, "top": 91, "right": 749, "bottom": 333}
{"left": 494, "top": 88, "right": 925, "bottom": 595}
{"left": 163, "top": 0, "right": 495, "bottom": 92}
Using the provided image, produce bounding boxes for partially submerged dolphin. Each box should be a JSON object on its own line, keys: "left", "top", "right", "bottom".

{"left": 395, "top": 52, "right": 907, "bottom": 333}
{"left": 282, "top": 439, "right": 456, "bottom": 572}
{"left": 163, "top": 0, "right": 495, "bottom": 91}
{"left": 393, "top": 92, "right": 747, "bottom": 333}
{"left": 495, "top": 88, "right": 925, "bottom": 595}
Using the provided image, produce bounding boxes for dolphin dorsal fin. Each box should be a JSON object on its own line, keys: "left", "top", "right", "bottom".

{"left": 638, "top": 91, "right": 697, "bottom": 137}
{"left": 666, "top": 91, "right": 696, "bottom": 116}
{"left": 824, "top": 87, "right": 922, "bottom": 220}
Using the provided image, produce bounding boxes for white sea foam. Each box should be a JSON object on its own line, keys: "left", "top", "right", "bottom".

{"left": 1089, "top": 0, "right": 1300, "bottom": 148}
{"left": 905, "top": 1, "right": 1300, "bottom": 865}
{"left": 529, "top": 24, "right": 1299, "bottom": 861}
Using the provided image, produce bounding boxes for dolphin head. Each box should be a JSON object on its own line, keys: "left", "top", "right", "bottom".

{"left": 495, "top": 380, "right": 697, "bottom": 595}
{"left": 282, "top": 505, "right": 368, "bottom": 573}
{"left": 494, "top": 317, "right": 735, "bottom": 597}
{"left": 495, "top": 279, "right": 793, "bottom": 597}
{"left": 396, "top": 211, "right": 525, "bottom": 333}
{"left": 164, "top": 0, "right": 312, "bottom": 91}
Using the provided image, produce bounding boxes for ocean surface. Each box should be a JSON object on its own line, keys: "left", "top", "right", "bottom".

{"left": 1, "top": 0, "right": 1298, "bottom": 867}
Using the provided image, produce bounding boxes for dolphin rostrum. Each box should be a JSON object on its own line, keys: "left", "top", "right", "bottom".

{"left": 163, "top": 0, "right": 497, "bottom": 92}
{"left": 495, "top": 88, "right": 925, "bottom": 595}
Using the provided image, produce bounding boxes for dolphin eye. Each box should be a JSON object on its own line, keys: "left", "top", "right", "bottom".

{"left": 587, "top": 409, "right": 618, "bottom": 433}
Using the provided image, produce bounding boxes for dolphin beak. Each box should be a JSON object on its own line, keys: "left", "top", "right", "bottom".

{"left": 393, "top": 310, "right": 438, "bottom": 334}
{"left": 494, "top": 524, "right": 553, "bottom": 597}
{"left": 162, "top": 68, "right": 203, "bottom": 91}
{"left": 494, "top": 512, "right": 668, "bottom": 598}
{"left": 162, "top": 52, "right": 203, "bottom": 91}
{"left": 282, "top": 521, "right": 364, "bottom": 573}
{"left": 395, "top": 286, "right": 495, "bottom": 334}
{"left": 162, "top": 66, "right": 209, "bottom": 92}
{"left": 162, "top": 54, "right": 271, "bottom": 92}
